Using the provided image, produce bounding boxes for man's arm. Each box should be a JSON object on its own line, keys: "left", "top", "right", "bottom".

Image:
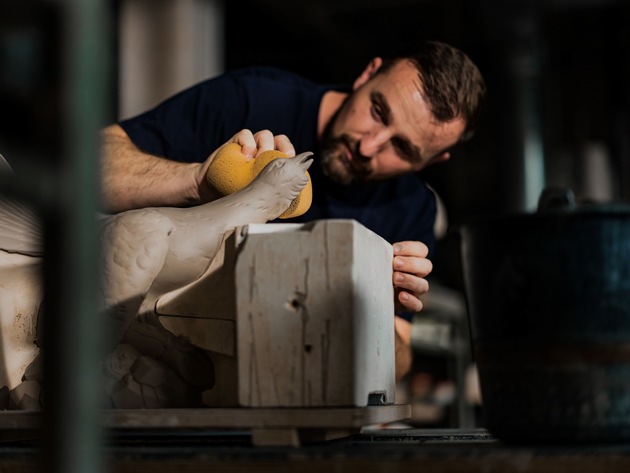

{"left": 394, "top": 316, "right": 412, "bottom": 381}
{"left": 100, "top": 126, "right": 296, "bottom": 213}
{"left": 100, "top": 125, "right": 207, "bottom": 213}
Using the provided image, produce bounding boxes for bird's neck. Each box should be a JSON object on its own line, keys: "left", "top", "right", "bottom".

{"left": 191, "top": 183, "right": 282, "bottom": 228}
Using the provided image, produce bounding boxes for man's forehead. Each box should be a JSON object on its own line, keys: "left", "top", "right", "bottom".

{"left": 375, "top": 63, "right": 435, "bottom": 146}
{"left": 373, "top": 60, "right": 465, "bottom": 159}
{"left": 376, "top": 60, "right": 424, "bottom": 98}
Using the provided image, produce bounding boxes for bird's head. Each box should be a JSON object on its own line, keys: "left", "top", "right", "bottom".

{"left": 252, "top": 151, "right": 313, "bottom": 218}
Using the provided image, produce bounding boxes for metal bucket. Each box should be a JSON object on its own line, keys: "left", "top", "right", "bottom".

{"left": 460, "top": 189, "right": 630, "bottom": 442}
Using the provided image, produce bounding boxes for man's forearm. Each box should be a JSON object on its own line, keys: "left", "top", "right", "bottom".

{"left": 394, "top": 316, "right": 412, "bottom": 381}
{"left": 99, "top": 125, "right": 204, "bottom": 213}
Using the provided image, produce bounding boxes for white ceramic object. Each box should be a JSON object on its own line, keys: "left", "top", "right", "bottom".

{"left": 0, "top": 152, "right": 313, "bottom": 407}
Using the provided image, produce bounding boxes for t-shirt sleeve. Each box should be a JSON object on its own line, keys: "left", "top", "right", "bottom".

{"left": 118, "top": 67, "right": 326, "bottom": 164}
{"left": 119, "top": 73, "right": 250, "bottom": 163}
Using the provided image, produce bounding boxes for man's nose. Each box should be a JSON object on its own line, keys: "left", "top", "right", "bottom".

{"left": 358, "top": 129, "right": 390, "bottom": 158}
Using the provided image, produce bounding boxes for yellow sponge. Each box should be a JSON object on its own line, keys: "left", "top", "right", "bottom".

{"left": 206, "top": 143, "right": 312, "bottom": 219}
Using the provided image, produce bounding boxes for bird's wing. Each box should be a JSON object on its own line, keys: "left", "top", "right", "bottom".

{"left": 0, "top": 199, "right": 43, "bottom": 256}
{"left": 99, "top": 209, "right": 173, "bottom": 331}
{"left": 0, "top": 154, "right": 43, "bottom": 256}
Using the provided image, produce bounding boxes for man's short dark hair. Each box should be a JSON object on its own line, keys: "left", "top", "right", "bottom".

{"left": 379, "top": 40, "right": 486, "bottom": 142}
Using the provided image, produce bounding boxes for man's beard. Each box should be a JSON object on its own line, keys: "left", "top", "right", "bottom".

{"left": 318, "top": 102, "right": 372, "bottom": 186}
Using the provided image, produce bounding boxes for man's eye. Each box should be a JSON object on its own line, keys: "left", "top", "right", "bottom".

{"left": 392, "top": 138, "right": 415, "bottom": 162}
{"left": 371, "top": 104, "right": 384, "bottom": 122}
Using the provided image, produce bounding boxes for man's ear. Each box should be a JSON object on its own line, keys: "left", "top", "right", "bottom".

{"left": 430, "top": 152, "right": 451, "bottom": 165}
{"left": 352, "top": 57, "right": 383, "bottom": 90}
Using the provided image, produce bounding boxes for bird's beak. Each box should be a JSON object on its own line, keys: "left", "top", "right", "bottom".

{"left": 295, "top": 151, "right": 314, "bottom": 170}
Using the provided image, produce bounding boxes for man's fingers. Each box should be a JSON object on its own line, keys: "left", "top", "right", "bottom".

{"left": 393, "top": 255, "right": 433, "bottom": 278}
{"left": 393, "top": 271, "right": 429, "bottom": 295}
{"left": 393, "top": 240, "right": 429, "bottom": 258}
{"left": 394, "top": 288, "right": 424, "bottom": 314}
{"left": 253, "top": 130, "right": 275, "bottom": 157}
{"left": 229, "top": 129, "right": 258, "bottom": 159}
{"left": 392, "top": 240, "right": 431, "bottom": 314}
{"left": 224, "top": 129, "right": 297, "bottom": 160}
{"left": 274, "top": 134, "right": 296, "bottom": 157}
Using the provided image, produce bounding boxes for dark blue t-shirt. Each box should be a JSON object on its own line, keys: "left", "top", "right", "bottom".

{"left": 119, "top": 67, "right": 437, "bottom": 321}
{"left": 119, "top": 66, "right": 436, "bottom": 249}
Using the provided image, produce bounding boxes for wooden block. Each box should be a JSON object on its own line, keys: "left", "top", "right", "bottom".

{"left": 236, "top": 220, "right": 395, "bottom": 407}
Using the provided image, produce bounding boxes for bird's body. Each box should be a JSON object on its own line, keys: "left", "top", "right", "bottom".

{"left": 101, "top": 151, "right": 313, "bottom": 333}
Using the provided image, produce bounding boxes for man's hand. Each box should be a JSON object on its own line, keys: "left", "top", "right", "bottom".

{"left": 229, "top": 128, "right": 296, "bottom": 160}
{"left": 197, "top": 129, "right": 295, "bottom": 203}
{"left": 392, "top": 240, "right": 432, "bottom": 313}
{"left": 100, "top": 126, "right": 297, "bottom": 213}
{"left": 391, "top": 240, "right": 432, "bottom": 380}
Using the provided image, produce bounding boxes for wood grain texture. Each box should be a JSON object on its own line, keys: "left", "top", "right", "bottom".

{"left": 236, "top": 220, "right": 395, "bottom": 407}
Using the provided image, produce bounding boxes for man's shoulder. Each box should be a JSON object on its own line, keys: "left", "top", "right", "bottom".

{"left": 225, "top": 66, "right": 317, "bottom": 88}
{"left": 391, "top": 173, "right": 435, "bottom": 199}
